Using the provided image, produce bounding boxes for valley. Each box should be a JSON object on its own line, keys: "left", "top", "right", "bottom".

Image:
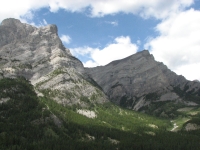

{"left": 0, "top": 77, "right": 200, "bottom": 150}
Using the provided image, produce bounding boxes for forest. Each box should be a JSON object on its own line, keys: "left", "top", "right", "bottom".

{"left": 0, "top": 77, "right": 200, "bottom": 150}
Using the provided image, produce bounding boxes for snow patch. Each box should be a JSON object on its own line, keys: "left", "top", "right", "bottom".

{"left": 171, "top": 123, "right": 178, "bottom": 131}
{"left": 85, "top": 134, "right": 95, "bottom": 141}
{"left": 148, "top": 124, "right": 158, "bottom": 129}
{"left": 77, "top": 109, "right": 97, "bottom": 118}
{"left": 145, "top": 131, "right": 156, "bottom": 136}
{"left": 108, "top": 137, "right": 120, "bottom": 144}
{"left": 0, "top": 97, "right": 10, "bottom": 104}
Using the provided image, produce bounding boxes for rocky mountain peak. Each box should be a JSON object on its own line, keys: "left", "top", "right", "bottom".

{"left": 128, "top": 49, "right": 152, "bottom": 59}
{"left": 107, "top": 50, "right": 155, "bottom": 68}
{"left": 0, "top": 18, "right": 108, "bottom": 107}
{"left": 1, "top": 18, "right": 22, "bottom": 27}
{"left": 41, "top": 24, "right": 58, "bottom": 34}
{"left": 135, "top": 49, "right": 151, "bottom": 57}
{"left": 86, "top": 50, "right": 200, "bottom": 116}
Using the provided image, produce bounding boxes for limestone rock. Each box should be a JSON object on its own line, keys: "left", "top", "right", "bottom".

{"left": 0, "top": 18, "right": 108, "bottom": 107}
{"left": 185, "top": 123, "right": 200, "bottom": 131}
{"left": 86, "top": 50, "right": 200, "bottom": 112}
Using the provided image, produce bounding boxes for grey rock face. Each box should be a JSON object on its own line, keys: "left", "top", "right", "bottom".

{"left": 86, "top": 50, "right": 200, "bottom": 113}
{"left": 0, "top": 18, "right": 108, "bottom": 106}
{"left": 185, "top": 123, "right": 200, "bottom": 131}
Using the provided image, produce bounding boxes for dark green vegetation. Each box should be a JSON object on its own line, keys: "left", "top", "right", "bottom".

{"left": 1, "top": 78, "right": 200, "bottom": 149}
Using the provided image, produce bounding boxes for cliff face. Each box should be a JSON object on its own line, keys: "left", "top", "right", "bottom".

{"left": 0, "top": 18, "right": 108, "bottom": 107}
{"left": 86, "top": 50, "right": 200, "bottom": 115}
{"left": 1, "top": 18, "right": 200, "bottom": 117}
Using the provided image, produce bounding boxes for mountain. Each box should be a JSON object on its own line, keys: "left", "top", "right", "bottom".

{"left": 1, "top": 18, "right": 200, "bottom": 118}
{"left": 86, "top": 50, "right": 200, "bottom": 117}
{"left": 1, "top": 18, "right": 200, "bottom": 149}
{"left": 0, "top": 18, "right": 108, "bottom": 107}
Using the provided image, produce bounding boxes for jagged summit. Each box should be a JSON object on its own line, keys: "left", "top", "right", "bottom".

{"left": 0, "top": 18, "right": 108, "bottom": 106}
{"left": 1, "top": 18, "right": 57, "bottom": 32}
{"left": 87, "top": 49, "right": 177, "bottom": 98}
{"left": 105, "top": 50, "right": 152, "bottom": 67}
{"left": 1, "top": 18, "right": 21, "bottom": 26}
{"left": 0, "top": 18, "right": 61, "bottom": 49}
{"left": 86, "top": 50, "right": 200, "bottom": 116}
{"left": 87, "top": 50, "right": 152, "bottom": 69}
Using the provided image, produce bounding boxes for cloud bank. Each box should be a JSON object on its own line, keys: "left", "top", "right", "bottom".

{"left": 60, "top": 35, "right": 71, "bottom": 44}
{"left": 70, "top": 36, "right": 138, "bottom": 67}
{"left": 146, "top": 9, "right": 200, "bottom": 81}
{"left": 0, "top": 0, "right": 194, "bottom": 22}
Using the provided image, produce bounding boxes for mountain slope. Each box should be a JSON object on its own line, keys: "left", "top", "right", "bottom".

{"left": 86, "top": 50, "right": 200, "bottom": 117}
{"left": 0, "top": 77, "right": 63, "bottom": 149}
{"left": 1, "top": 77, "right": 200, "bottom": 150}
{"left": 0, "top": 18, "right": 108, "bottom": 107}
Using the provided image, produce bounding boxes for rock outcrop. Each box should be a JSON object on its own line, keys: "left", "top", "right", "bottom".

{"left": 0, "top": 18, "right": 108, "bottom": 107}
{"left": 86, "top": 50, "right": 200, "bottom": 116}
{"left": 185, "top": 123, "right": 200, "bottom": 131}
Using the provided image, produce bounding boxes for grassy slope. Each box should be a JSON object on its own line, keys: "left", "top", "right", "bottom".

{"left": 41, "top": 95, "right": 200, "bottom": 150}
{"left": 0, "top": 77, "right": 200, "bottom": 150}
{"left": 171, "top": 107, "right": 200, "bottom": 131}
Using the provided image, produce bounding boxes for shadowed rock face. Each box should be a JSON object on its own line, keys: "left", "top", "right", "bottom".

{"left": 0, "top": 18, "right": 108, "bottom": 106}
{"left": 86, "top": 50, "right": 200, "bottom": 112}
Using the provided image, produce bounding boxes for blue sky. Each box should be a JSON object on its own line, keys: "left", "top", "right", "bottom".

{"left": 1, "top": 0, "right": 200, "bottom": 81}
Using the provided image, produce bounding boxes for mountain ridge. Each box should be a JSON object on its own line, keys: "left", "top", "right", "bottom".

{"left": 86, "top": 50, "right": 200, "bottom": 116}
{"left": 1, "top": 18, "right": 200, "bottom": 117}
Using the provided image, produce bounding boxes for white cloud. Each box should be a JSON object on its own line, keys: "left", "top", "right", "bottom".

{"left": 105, "top": 21, "right": 118, "bottom": 26}
{"left": 175, "top": 63, "right": 200, "bottom": 81}
{"left": 33, "top": 19, "right": 49, "bottom": 27}
{"left": 70, "top": 46, "right": 97, "bottom": 56}
{"left": 70, "top": 36, "right": 138, "bottom": 67}
{"left": 60, "top": 35, "right": 71, "bottom": 44}
{"left": 145, "top": 9, "right": 200, "bottom": 81}
{"left": 0, "top": 0, "right": 49, "bottom": 22}
{"left": 83, "top": 60, "right": 98, "bottom": 68}
{"left": 90, "top": 0, "right": 193, "bottom": 18}
{"left": 21, "top": 10, "right": 34, "bottom": 20}
{"left": 0, "top": 0, "right": 194, "bottom": 22}
{"left": 43, "top": 19, "right": 48, "bottom": 25}
{"left": 137, "top": 40, "right": 141, "bottom": 45}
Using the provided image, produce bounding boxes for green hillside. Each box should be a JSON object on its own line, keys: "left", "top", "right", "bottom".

{"left": 0, "top": 77, "right": 200, "bottom": 150}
